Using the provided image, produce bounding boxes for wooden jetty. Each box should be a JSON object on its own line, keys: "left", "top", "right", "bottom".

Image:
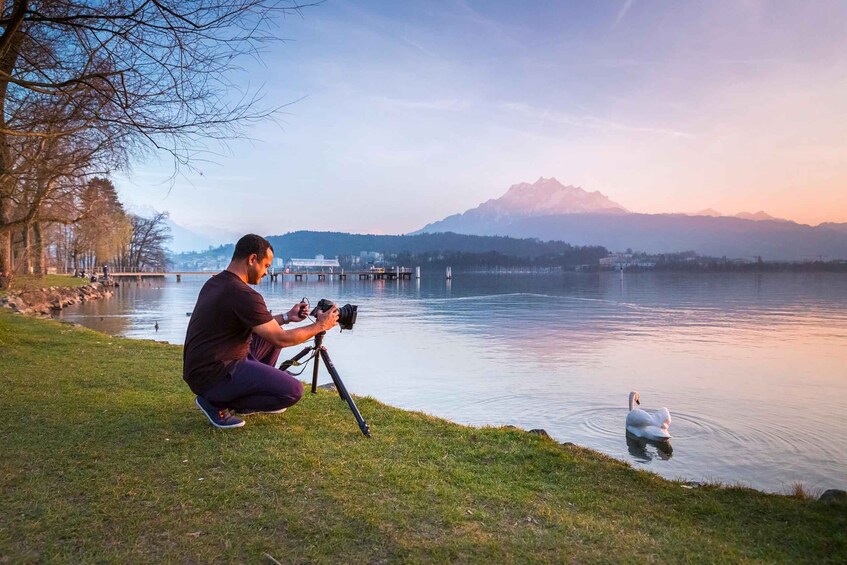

{"left": 111, "top": 268, "right": 418, "bottom": 282}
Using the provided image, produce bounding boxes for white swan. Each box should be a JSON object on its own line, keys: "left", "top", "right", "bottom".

{"left": 626, "top": 391, "right": 671, "bottom": 441}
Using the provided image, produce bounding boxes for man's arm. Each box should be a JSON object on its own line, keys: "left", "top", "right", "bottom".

{"left": 253, "top": 306, "right": 338, "bottom": 348}
{"left": 272, "top": 301, "right": 310, "bottom": 326}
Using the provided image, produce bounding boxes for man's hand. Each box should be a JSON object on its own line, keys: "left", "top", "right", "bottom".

{"left": 316, "top": 305, "right": 339, "bottom": 331}
{"left": 286, "top": 301, "right": 310, "bottom": 323}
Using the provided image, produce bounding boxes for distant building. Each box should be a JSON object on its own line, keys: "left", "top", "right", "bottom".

{"left": 359, "top": 251, "right": 384, "bottom": 264}
{"left": 286, "top": 256, "right": 340, "bottom": 270}
{"left": 599, "top": 254, "right": 656, "bottom": 269}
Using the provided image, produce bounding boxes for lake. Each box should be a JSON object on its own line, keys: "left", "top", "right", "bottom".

{"left": 58, "top": 271, "right": 847, "bottom": 494}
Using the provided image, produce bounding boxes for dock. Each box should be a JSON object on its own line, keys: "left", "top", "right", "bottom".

{"left": 110, "top": 268, "right": 417, "bottom": 282}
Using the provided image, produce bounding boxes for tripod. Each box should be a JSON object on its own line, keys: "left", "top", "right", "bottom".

{"left": 280, "top": 331, "right": 370, "bottom": 437}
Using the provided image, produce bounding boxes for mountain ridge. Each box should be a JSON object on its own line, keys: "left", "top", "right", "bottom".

{"left": 413, "top": 179, "right": 847, "bottom": 260}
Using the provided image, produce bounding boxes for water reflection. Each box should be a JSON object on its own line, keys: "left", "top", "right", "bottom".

{"left": 57, "top": 272, "right": 847, "bottom": 493}
{"left": 626, "top": 432, "right": 674, "bottom": 462}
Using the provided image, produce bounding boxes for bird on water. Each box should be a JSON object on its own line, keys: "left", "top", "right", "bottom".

{"left": 626, "top": 391, "right": 672, "bottom": 441}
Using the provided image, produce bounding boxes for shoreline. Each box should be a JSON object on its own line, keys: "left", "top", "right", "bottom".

{"left": 0, "top": 281, "right": 114, "bottom": 317}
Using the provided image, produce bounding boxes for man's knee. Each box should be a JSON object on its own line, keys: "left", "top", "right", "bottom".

{"left": 288, "top": 378, "right": 304, "bottom": 404}
{"left": 274, "top": 375, "right": 303, "bottom": 408}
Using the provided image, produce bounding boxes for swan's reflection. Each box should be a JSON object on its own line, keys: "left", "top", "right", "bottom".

{"left": 626, "top": 431, "right": 673, "bottom": 462}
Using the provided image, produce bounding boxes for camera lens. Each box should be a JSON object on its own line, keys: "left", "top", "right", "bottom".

{"left": 337, "top": 303, "right": 358, "bottom": 330}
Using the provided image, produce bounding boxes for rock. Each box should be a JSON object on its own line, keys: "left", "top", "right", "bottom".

{"left": 819, "top": 489, "right": 847, "bottom": 504}
{"left": 528, "top": 429, "right": 550, "bottom": 438}
{"left": 1, "top": 283, "right": 113, "bottom": 317}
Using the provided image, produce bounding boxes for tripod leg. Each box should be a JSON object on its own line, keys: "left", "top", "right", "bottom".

{"left": 279, "top": 346, "right": 313, "bottom": 372}
{"left": 311, "top": 346, "right": 321, "bottom": 394}
{"left": 318, "top": 348, "right": 370, "bottom": 437}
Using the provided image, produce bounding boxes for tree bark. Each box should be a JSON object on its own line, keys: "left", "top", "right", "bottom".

{"left": 0, "top": 0, "right": 28, "bottom": 279}
{"left": 22, "top": 223, "right": 31, "bottom": 274}
{"left": 33, "top": 221, "right": 44, "bottom": 275}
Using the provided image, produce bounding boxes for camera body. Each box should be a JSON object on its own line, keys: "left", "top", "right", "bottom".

{"left": 310, "top": 298, "right": 358, "bottom": 331}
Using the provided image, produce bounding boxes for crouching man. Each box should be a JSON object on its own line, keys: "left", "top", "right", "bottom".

{"left": 183, "top": 234, "right": 338, "bottom": 428}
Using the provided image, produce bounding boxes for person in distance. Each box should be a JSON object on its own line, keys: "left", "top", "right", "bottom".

{"left": 183, "top": 234, "right": 338, "bottom": 428}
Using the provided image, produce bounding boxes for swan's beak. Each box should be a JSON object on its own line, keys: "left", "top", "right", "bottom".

{"left": 636, "top": 399, "right": 640, "bottom": 405}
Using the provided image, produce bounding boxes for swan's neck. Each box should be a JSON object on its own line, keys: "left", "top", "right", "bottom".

{"left": 628, "top": 392, "right": 637, "bottom": 411}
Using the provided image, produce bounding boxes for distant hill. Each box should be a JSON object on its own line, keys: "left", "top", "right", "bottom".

{"left": 693, "top": 209, "right": 788, "bottom": 222}
{"left": 416, "top": 212, "right": 847, "bottom": 261}
{"left": 264, "top": 231, "right": 606, "bottom": 265}
{"left": 819, "top": 222, "right": 847, "bottom": 235}
{"left": 414, "top": 179, "right": 847, "bottom": 260}
{"left": 732, "top": 211, "right": 788, "bottom": 222}
{"left": 166, "top": 220, "right": 241, "bottom": 253}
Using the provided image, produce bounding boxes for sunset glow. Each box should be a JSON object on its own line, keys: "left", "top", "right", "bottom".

{"left": 117, "top": 1, "right": 847, "bottom": 234}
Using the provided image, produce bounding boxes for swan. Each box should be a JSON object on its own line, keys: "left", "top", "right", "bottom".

{"left": 626, "top": 391, "right": 671, "bottom": 441}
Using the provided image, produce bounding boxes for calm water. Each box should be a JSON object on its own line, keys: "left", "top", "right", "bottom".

{"left": 58, "top": 272, "right": 847, "bottom": 494}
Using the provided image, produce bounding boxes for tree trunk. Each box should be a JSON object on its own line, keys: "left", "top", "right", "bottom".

{"left": 0, "top": 204, "right": 10, "bottom": 279}
{"left": 22, "top": 223, "right": 31, "bottom": 274}
{"left": 33, "top": 221, "right": 44, "bottom": 275}
{"left": 0, "top": 0, "right": 28, "bottom": 285}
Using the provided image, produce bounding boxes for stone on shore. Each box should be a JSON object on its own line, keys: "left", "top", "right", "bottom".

{"left": 0, "top": 282, "right": 114, "bottom": 317}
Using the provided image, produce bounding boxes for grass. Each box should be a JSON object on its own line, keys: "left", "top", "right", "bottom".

{"left": 1, "top": 309, "right": 845, "bottom": 563}
{"left": 0, "top": 274, "right": 90, "bottom": 296}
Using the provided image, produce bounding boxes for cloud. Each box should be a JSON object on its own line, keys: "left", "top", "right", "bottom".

{"left": 612, "top": 0, "right": 635, "bottom": 30}
{"left": 500, "top": 102, "right": 695, "bottom": 139}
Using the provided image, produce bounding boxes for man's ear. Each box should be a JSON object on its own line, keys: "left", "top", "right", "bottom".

{"left": 248, "top": 253, "right": 258, "bottom": 265}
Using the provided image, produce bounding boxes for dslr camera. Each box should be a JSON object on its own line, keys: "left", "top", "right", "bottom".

{"left": 310, "top": 298, "right": 358, "bottom": 331}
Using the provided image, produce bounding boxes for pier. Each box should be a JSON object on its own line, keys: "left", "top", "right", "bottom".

{"left": 110, "top": 268, "right": 419, "bottom": 282}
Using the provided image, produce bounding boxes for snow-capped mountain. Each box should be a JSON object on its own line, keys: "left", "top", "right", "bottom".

{"left": 413, "top": 178, "right": 847, "bottom": 260}
{"left": 470, "top": 177, "right": 628, "bottom": 217}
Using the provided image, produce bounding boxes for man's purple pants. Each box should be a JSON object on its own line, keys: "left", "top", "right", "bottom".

{"left": 203, "top": 334, "right": 303, "bottom": 412}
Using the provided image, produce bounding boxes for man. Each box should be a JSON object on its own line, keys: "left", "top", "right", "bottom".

{"left": 183, "top": 234, "right": 339, "bottom": 428}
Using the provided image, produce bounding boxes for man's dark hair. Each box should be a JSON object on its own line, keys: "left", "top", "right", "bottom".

{"left": 232, "top": 234, "right": 274, "bottom": 261}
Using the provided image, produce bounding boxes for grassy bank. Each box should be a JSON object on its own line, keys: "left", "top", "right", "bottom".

{"left": 1, "top": 310, "right": 844, "bottom": 563}
{"left": 0, "top": 274, "right": 90, "bottom": 296}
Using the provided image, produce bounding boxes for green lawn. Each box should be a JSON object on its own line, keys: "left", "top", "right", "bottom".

{"left": 1, "top": 309, "right": 844, "bottom": 563}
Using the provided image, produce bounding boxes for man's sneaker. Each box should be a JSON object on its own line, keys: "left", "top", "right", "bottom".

{"left": 195, "top": 396, "right": 245, "bottom": 429}
{"left": 234, "top": 407, "right": 288, "bottom": 416}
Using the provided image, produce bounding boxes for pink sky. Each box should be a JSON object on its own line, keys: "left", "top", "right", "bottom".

{"left": 117, "top": 1, "right": 847, "bottom": 234}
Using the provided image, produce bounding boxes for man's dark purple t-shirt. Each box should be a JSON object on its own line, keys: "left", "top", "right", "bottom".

{"left": 183, "top": 270, "right": 274, "bottom": 395}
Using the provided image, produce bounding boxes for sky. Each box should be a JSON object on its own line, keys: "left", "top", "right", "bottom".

{"left": 116, "top": 0, "right": 847, "bottom": 238}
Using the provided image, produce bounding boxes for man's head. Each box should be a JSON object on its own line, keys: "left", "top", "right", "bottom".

{"left": 232, "top": 234, "right": 274, "bottom": 284}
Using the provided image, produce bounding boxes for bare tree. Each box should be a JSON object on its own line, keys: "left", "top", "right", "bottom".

{"left": 0, "top": 0, "right": 312, "bottom": 284}
{"left": 127, "top": 211, "right": 171, "bottom": 271}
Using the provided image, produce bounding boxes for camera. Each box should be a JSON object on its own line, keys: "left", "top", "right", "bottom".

{"left": 310, "top": 298, "right": 358, "bottom": 331}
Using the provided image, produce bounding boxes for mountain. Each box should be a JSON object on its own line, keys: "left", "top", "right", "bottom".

{"left": 414, "top": 180, "right": 847, "bottom": 260}
{"left": 419, "top": 177, "right": 627, "bottom": 233}
{"left": 466, "top": 177, "right": 628, "bottom": 217}
{"left": 818, "top": 222, "right": 847, "bottom": 235}
{"left": 127, "top": 205, "right": 240, "bottom": 253}
{"left": 695, "top": 208, "right": 723, "bottom": 217}
{"left": 733, "top": 211, "right": 787, "bottom": 222}
{"left": 166, "top": 220, "right": 242, "bottom": 253}
{"left": 693, "top": 209, "right": 788, "bottom": 222}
